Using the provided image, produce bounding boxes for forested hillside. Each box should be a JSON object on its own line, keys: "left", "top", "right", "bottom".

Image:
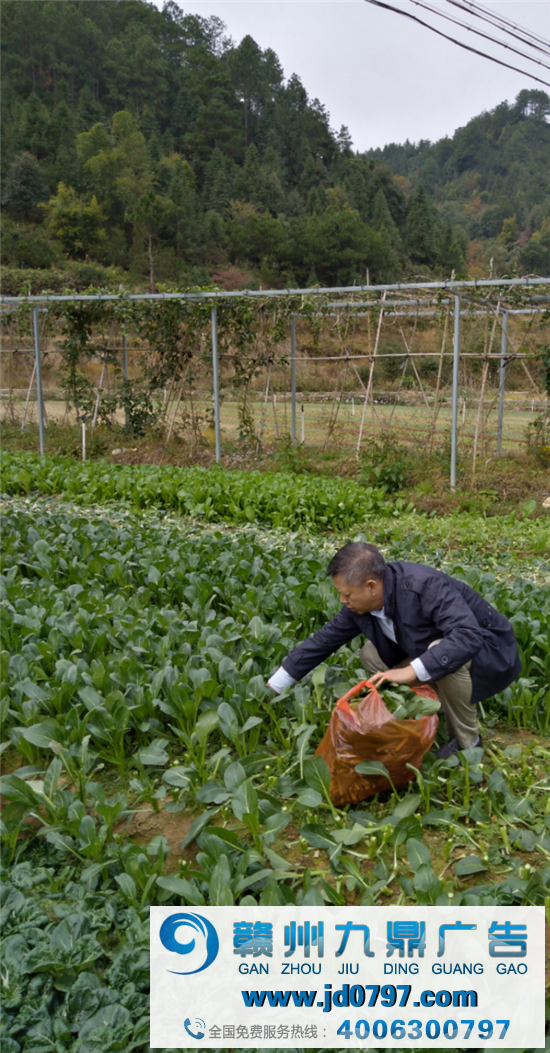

{"left": 1, "top": 0, "right": 549, "bottom": 291}
{"left": 367, "top": 91, "right": 550, "bottom": 280}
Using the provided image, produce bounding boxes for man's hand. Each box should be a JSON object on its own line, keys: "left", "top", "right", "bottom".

{"left": 369, "top": 664, "right": 417, "bottom": 688}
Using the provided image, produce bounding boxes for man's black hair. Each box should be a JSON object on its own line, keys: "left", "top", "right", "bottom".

{"left": 327, "top": 542, "right": 386, "bottom": 585}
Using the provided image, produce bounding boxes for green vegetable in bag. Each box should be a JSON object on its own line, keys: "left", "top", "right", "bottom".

{"left": 378, "top": 684, "right": 441, "bottom": 720}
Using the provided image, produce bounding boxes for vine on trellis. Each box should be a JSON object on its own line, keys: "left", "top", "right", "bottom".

{"left": 3, "top": 281, "right": 548, "bottom": 445}
{"left": 6, "top": 286, "right": 339, "bottom": 441}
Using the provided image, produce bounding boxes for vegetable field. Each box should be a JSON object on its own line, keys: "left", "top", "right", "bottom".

{"left": 1, "top": 452, "right": 549, "bottom": 1053}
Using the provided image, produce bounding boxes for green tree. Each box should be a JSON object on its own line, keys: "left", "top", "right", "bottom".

{"left": 2, "top": 152, "right": 49, "bottom": 220}
{"left": 17, "top": 94, "right": 50, "bottom": 160}
{"left": 269, "top": 74, "right": 334, "bottom": 184}
{"left": 47, "top": 99, "right": 79, "bottom": 186}
{"left": 295, "top": 203, "right": 372, "bottom": 286}
{"left": 129, "top": 189, "right": 174, "bottom": 290}
{"left": 76, "top": 85, "right": 105, "bottom": 132}
{"left": 233, "top": 143, "right": 263, "bottom": 203}
{"left": 185, "top": 91, "right": 244, "bottom": 164}
{"left": 514, "top": 89, "right": 550, "bottom": 121}
{"left": 305, "top": 187, "right": 325, "bottom": 216}
{"left": 370, "top": 225, "right": 401, "bottom": 282}
{"left": 437, "top": 223, "right": 465, "bottom": 275}
{"left": 42, "top": 182, "right": 105, "bottom": 257}
{"left": 257, "top": 164, "right": 286, "bottom": 216}
{"left": 498, "top": 215, "right": 519, "bottom": 248}
{"left": 299, "top": 153, "right": 327, "bottom": 198}
{"left": 141, "top": 108, "right": 163, "bottom": 162}
{"left": 224, "top": 34, "right": 282, "bottom": 144}
{"left": 165, "top": 158, "right": 202, "bottom": 260}
{"left": 202, "top": 148, "right": 235, "bottom": 214}
{"left": 518, "top": 223, "right": 550, "bottom": 276}
{"left": 170, "top": 85, "right": 199, "bottom": 147}
{"left": 336, "top": 125, "right": 353, "bottom": 155}
{"left": 103, "top": 21, "right": 168, "bottom": 114}
{"left": 78, "top": 111, "right": 153, "bottom": 228}
{"left": 204, "top": 209, "right": 227, "bottom": 258}
{"left": 227, "top": 201, "right": 289, "bottom": 269}
{"left": 1, "top": 216, "right": 61, "bottom": 269}
{"left": 405, "top": 185, "right": 439, "bottom": 267}
{"left": 371, "top": 190, "right": 402, "bottom": 277}
{"left": 372, "top": 187, "right": 401, "bottom": 250}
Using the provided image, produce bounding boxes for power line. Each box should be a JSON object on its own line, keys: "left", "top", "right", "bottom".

{"left": 446, "top": 0, "right": 550, "bottom": 58}
{"left": 363, "top": 0, "right": 550, "bottom": 87}
{"left": 410, "top": 0, "right": 550, "bottom": 72}
{"left": 446, "top": 0, "right": 550, "bottom": 57}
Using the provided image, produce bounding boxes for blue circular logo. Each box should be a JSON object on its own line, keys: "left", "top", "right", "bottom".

{"left": 159, "top": 912, "right": 219, "bottom": 974}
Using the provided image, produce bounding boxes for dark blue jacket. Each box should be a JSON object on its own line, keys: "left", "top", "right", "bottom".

{"left": 282, "top": 561, "right": 521, "bottom": 704}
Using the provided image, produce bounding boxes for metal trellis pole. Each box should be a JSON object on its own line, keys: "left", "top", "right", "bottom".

{"left": 291, "top": 315, "right": 297, "bottom": 445}
{"left": 211, "top": 306, "right": 221, "bottom": 464}
{"left": 496, "top": 310, "right": 508, "bottom": 457}
{"left": 450, "top": 295, "right": 461, "bottom": 490}
{"left": 2, "top": 276, "right": 549, "bottom": 305}
{"left": 122, "top": 332, "right": 129, "bottom": 430}
{"left": 32, "top": 305, "right": 46, "bottom": 456}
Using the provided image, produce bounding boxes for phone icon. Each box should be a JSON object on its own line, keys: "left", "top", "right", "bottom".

{"left": 184, "top": 1017, "right": 205, "bottom": 1041}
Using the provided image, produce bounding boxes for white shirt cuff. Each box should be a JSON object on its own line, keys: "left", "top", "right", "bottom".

{"left": 411, "top": 657, "right": 431, "bottom": 682}
{"left": 267, "top": 666, "right": 296, "bottom": 694}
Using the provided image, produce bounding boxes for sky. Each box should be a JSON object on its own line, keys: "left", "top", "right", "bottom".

{"left": 155, "top": 0, "right": 550, "bottom": 151}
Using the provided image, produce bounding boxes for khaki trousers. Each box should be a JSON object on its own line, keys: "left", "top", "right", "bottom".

{"left": 358, "top": 639, "right": 479, "bottom": 748}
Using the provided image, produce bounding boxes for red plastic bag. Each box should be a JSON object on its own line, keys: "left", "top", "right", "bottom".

{"left": 314, "top": 679, "right": 439, "bottom": 807}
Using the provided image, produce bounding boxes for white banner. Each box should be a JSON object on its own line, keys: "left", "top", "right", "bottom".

{"left": 150, "top": 905, "right": 545, "bottom": 1048}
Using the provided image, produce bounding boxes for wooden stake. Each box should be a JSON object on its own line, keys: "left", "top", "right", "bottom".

{"left": 386, "top": 311, "right": 419, "bottom": 433}
{"left": 162, "top": 375, "right": 176, "bottom": 422}
{"left": 428, "top": 307, "right": 449, "bottom": 452}
{"left": 92, "top": 360, "right": 106, "bottom": 429}
{"left": 323, "top": 312, "right": 355, "bottom": 450}
{"left": 399, "top": 326, "right": 432, "bottom": 412}
{"left": 91, "top": 324, "right": 115, "bottom": 429}
{"left": 21, "top": 361, "right": 36, "bottom": 432}
{"left": 166, "top": 366, "right": 190, "bottom": 441}
{"left": 356, "top": 292, "right": 386, "bottom": 456}
{"left": 256, "top": 363, "right": 271, "bottom": 450}
{"left": 272, "top": 390, "right": 279, "bottom": 437}
{"left": 472, "top": 306, "right": 500, "bottom": 473}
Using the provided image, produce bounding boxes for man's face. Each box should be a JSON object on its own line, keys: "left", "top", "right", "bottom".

{"left": 332, "top": 574, "right": 384, "bottom": 615}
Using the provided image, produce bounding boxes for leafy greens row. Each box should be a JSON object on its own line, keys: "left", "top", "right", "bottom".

{"left": 1, "top": 499, "right": 549, "bottom": 1052}
{"left": 0, "top": 452, "right": 396, "bottom": 531}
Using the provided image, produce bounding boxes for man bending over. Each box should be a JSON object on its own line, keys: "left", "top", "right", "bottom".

{"left": 267, "top": 542, "right": 521, "bottom": 760}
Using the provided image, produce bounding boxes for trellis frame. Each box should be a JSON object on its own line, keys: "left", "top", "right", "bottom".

{"left": 2, "top": 278, "right": 549, "bottom": 489}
